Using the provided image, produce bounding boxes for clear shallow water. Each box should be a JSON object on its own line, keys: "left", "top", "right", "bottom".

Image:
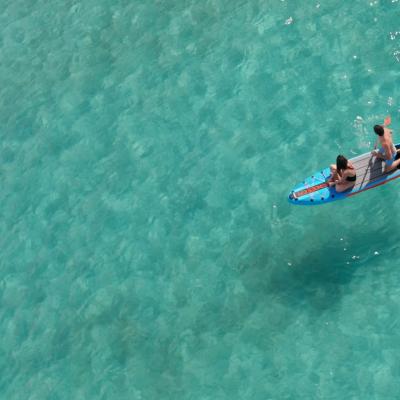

{"left": 1, "top": 0, "right": 400, "bottom": 398}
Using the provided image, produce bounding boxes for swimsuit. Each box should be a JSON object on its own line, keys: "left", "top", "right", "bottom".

{"left": 378, "top": 144, "right": 397, "bottom": 166}
{"left": 346, "top": 174, "right": 357, "bottom": 182}
{"left": 336, "top": 168, "right": 356, "bottom": 183}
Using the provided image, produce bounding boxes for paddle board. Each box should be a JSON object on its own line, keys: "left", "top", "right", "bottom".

{"left": 288, "top": 144, "right": 400, "bottom": 205}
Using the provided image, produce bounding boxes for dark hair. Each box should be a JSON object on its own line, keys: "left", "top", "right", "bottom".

{"left": 374, "top": 125, "right": 384, "bottom": 136}
{"left": 336, "top": 155, "right": 348, "bottom": 171}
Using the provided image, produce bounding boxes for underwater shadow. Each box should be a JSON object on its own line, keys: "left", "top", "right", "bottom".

{"left": 270, "top": 242, "right": 356, "bottom": 313}
{"left": 279, "top": 225, "right": 398, "bottom": 312}
{"left": 240, "top": 222, "right": 394, "bottom": 316}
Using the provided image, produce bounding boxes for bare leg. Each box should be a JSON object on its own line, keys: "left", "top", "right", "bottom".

{"left": 384, "top": 158, "right": 400, "bottom": 173}
{"left": 328, "top": 165, "right": 339, "bottom": 182}
{"left": 336, "top": 182, "right": 356, "bottom": 193}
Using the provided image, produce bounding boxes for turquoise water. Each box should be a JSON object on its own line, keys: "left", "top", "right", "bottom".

{"left": 1, "top": 0, "right": 400, "bottom": 398}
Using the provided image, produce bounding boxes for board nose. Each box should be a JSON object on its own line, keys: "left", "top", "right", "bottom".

{"left": 288, "top": 192, "right": 298, "bottom": 203}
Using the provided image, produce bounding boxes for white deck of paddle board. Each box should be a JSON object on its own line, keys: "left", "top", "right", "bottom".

{"left": 351, "top": 152, "right": 397, "bottom": 191}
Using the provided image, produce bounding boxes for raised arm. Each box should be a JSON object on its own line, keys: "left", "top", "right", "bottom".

{"left": 384, "top": 115, "right": 391, "bottom": 127}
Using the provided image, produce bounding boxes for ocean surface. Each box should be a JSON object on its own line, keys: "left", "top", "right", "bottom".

{"left": 1, "top": 0, "right": 400, "bottom": 398}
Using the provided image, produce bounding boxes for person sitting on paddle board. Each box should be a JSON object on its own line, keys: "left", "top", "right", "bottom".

{"left": 371, "top": 116, "right": 400, "bottom": 172}
{"left": 327, "top": 155, "right": 357, "bottom": 192}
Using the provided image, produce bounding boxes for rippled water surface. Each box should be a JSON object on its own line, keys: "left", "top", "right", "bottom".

{"left": 1, "top": 0, "right": 400, "bottom": 398}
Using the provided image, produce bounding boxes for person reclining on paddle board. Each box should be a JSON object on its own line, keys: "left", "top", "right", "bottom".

{"left": 327, "top": 155, "right": 357, "bottom": 192}
{"left": 371, "top": 117, "right": 400, "bottom": 172}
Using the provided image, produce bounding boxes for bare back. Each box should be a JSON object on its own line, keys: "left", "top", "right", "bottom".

{"left": 379, "top": 127, "right": 395, "bottom": 159}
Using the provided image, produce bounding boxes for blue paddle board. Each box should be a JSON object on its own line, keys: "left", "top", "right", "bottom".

{"left": 288, "top": 144, "right": 400, "bottom": 205}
